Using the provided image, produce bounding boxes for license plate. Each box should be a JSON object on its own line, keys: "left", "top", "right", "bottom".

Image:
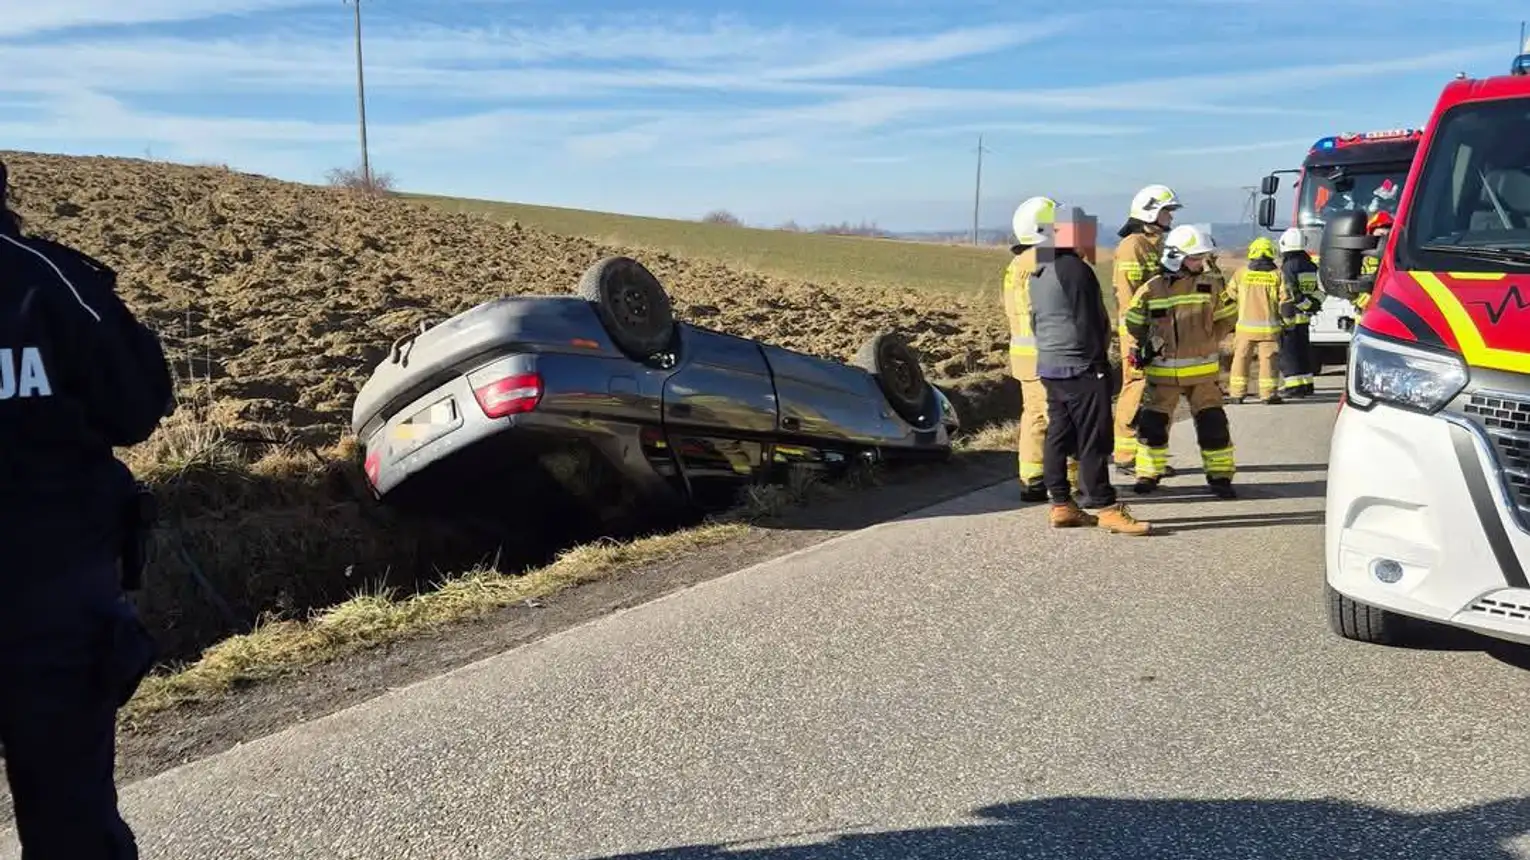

{"left": 391, "top": 396, "right": 459, "bottom": 443}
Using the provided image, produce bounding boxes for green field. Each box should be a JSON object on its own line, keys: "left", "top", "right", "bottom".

{"left": 408, "top": 193, "right": 1017, "bottom": 296}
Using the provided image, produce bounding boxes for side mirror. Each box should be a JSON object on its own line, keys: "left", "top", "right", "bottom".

{"left": 1318, "top": 211, "right": 1378, "bottom": 299}
{"left": 1257, "top": 197, "right": 1277, "bottom": 229}
{"left": 1260, "top": 175, "right": 1279, "bottom": 196}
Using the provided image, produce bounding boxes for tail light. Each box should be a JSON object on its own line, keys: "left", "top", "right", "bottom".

{"left": 364, "top": 449, "right": 381, "bottom": 485}
{"left": 469, "top": 365, "right": 543, "bottom": 418}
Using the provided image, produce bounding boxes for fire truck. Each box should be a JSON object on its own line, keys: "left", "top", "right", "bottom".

{"left": 1318, "top": 64, "right": 1530, "bottom": 649}
{"left": 1254, "top": 129, "right": 1423, "bottom": 364}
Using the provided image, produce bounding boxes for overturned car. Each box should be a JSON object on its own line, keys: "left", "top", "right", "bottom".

{"left": 351, "top": 256, "right": 959, "bottom": 531}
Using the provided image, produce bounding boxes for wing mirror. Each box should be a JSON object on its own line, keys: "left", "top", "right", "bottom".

{"left": 1318, "top": 211, "right": 1378, "bottom": 299}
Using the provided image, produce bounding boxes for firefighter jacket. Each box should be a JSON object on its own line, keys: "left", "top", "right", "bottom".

{"left": 1002, "top": 246, "right": 1039, "bottom": 380}
{"left": 1111, "top": 228, "right": 1163, "bottom": 335}
{"left": 1279, "top": 252, "right": 1322, "bottom": 325}
{"left": 1122, "top": 267, "right": 1239, "bottom": 387}
{"left": 1225, "top": 257, "right": 1286, "bottom": 341}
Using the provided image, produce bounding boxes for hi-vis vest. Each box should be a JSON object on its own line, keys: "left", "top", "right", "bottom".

{"left": 1122, "top": 270, "right": 1239, "bottom": 386}
{"left": 1355, "top": 255, "right": 1378, "bottom": 309}
{"left": 1226, "top": 263, "right": 1285, "bottom": 341}
{"left": 1003, "top": 247, "right": 1039, "bottom": 379}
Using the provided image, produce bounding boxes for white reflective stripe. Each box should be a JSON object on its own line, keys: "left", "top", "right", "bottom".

{"left": 1010, "top": 335, "right": 1036, "bottom": 346}
{"left": 1152, "top": 353, "right": 1222, "bottom": 369}
{"left": 0, "top": 233, "right": 101, "bottom": 322}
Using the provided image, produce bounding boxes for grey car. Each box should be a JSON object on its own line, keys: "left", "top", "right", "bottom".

{"left": 350, "top": 256, "right": 960, "bottom": 531}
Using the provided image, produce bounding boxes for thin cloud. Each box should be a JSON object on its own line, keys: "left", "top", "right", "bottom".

{"left": 0, "top": 0, "right": 321, "bottom": 38}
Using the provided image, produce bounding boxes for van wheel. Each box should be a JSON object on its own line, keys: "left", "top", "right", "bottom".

{"left": 854, "top": 331, "right": 931, "bottom": 425}
{"left": 577, "top": 256, "right": 676, "bottom": 359}
{"left": 1327, "top": 584, "right": 1411, "bottom": 646}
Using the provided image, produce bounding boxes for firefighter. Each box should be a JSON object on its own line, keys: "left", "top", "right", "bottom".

{"left": 1110, "top": 183, "right": 1182, "bottom": 477}
{"left": 1355, "top": 210, "right": 1393, "bottom": 311}
{"left": 1004, "top": 196, "right": 1076, "bottom": 502}
{"left": 1225, "top": 237, "right": 1285, "bottom": 404}
{"left": 1276, "top": 227, "right": 1321, "bottom": 397}
{"left": 1121, "top": 223, "right": 1240, "bottom": 499}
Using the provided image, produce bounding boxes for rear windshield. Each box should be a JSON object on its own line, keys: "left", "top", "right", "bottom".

{"left": 1398, "top": 96, "right": 1530, "bottom": 272}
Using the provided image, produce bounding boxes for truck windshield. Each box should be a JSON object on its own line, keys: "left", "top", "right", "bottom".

{"left": 1297, "top": 166, "right": 1407, "bottom": 228}
{"left": 1399, "top": 96, "right": 1530, "bottom": 272}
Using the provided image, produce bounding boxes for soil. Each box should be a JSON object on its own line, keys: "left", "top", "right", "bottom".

{"left": 2, "top": 152, "right": 1009, "bottom": 445}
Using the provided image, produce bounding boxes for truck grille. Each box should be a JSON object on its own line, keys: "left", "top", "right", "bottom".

{"left": 1462, "top": 393, "right": 1530, "bottom": 525}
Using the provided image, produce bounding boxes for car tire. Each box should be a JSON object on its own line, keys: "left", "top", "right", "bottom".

{"left": 1326, "top": 583, "right": 1412, "bottom": 646}
{"left": 576, "top": 256, "right": 676, "bottom": 359}
{"left": 854, "top": 331, "right": 931, "bottom": 426}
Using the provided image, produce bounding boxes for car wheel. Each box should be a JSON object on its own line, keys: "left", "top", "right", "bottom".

{"left": 854, "top": 331, "right": 931, "bottom": 425}
{"left": 1326, "top": 583, "right": 1412, "bottom": 646}
{"left": 576, "top": 256, "right": 676, "bottom": 359}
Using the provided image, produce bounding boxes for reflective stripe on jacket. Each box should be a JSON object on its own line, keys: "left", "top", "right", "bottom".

{"left": 1003, "top": 246, "right": 1039, "bottom": 379}
{"left": 1226, "top": 259, "right": 1285, "bottom": 341}
{"left": 1279, "top": 252, "right": 1321, "bottom": 325}
{"left": 1112, "top": 229, "right": 1162, "bottom": 335}
{"left": 1122, "top": 270, "right": 1239, "bottom": 386}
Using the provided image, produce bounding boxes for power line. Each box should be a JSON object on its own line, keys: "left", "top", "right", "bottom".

{"left": 971, "top": 133, "right": 991, "bottom": 246}
{"left": 344, "top": 0, "right": 372, "bottom": 186}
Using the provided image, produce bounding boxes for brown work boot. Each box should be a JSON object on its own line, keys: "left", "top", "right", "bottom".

{"left": 1050, "top": 500, "right": 1098, "bottom": 528}
{"left": 1096, "top": 503, "right": 1152, "bottom": 536}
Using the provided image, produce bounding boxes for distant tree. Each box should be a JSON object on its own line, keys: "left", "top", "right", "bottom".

{"left": 701, "top": 209, "right": 744, "bottom": 226}
{"left": 811, "top": 219, "right": 891, "bottom": 238}
{"left": 326, "top": 164, "right": 397, "bottom": 195}
{"left": 775, "top": 219, "right": 803, "bottom": 232}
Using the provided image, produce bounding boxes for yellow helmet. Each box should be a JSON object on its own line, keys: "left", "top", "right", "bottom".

{"left": 1247, "top": 237, "right": 1277, "bottom": 260}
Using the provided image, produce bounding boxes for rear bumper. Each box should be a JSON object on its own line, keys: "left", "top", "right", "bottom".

{"left": 1325, "top": 402, "right": 1530, "bottom": 645}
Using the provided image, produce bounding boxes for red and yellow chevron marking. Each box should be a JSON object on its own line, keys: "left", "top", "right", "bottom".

{"left": 1363, "top": 270, "right": 1530, "bottom": 373}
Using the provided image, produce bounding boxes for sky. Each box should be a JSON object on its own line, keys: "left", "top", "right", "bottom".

{"left": 1, "top": 0, "right": 1527, "bottom": 231}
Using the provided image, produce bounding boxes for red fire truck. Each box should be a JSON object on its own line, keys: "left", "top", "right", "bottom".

{"left": 1318, "top": 67, "right": 1530, "bottom": 649}
{"left": 1255, "top": 129, "right": 1423, "bottom": 365}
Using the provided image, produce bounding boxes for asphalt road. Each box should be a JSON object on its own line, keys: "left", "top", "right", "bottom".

{"left": 10, "top": 375, "right": 1530, "bottom": 859}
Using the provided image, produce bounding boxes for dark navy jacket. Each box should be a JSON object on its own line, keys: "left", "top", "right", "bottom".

{"left": 0, "top": 223, "right": 173, "bottom": 578}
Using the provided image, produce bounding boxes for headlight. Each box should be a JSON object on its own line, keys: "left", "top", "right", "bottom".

{"left": 1347, "top": 329, "right": 1468, "bottom": 414}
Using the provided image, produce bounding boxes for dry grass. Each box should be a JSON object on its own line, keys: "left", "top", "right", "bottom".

{"left": 954, "top": 420, "right": 1025, "bottom": 454}
{"left": 123, "top": 520, "right": 751, "bottom": 723}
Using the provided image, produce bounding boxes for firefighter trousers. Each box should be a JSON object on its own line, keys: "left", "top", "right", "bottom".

{"left": 1113, "top": 365, "right": 1171, "bottom": 467}
{"left": 1019, "top": 378, "right": 1075, "bottom": 490}
{"left": 1278, "top": 325, "right": 1315, "bottom": 393}
{"left": 1228, "top": 334, "right": 1280, "bottom": 400}
{"left": 1133, "top": 379, "right": 1235, "bottom": 482}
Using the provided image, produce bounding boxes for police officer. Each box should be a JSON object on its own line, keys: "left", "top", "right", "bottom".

{"left": 0, "top": 159, "right": 173, "bottom": 858}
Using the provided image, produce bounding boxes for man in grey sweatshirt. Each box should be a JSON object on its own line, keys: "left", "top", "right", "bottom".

{"left": 1027, "top": 205, "right": 1152, "bottom": 536}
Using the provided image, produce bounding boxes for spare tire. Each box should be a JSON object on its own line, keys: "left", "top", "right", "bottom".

{"left": 853, "top": 331, "right": 931, "bottom": 425}
{"left": 576, "top": 256, "right": 675, "bottom": 359}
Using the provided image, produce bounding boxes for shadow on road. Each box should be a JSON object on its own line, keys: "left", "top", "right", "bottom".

{"left": 591, "top": 795, "right": 1530, "bottom": 859}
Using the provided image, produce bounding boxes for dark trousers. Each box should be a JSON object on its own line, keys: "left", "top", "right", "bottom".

{"left": 1042, "top": 370, "right": 1117, "bottom": 508}
{"left": 1278, "top": 325, "right": 1313, "bottom": 381}
{"left": 0, "top": 557, "right": 151, "bottom": 859}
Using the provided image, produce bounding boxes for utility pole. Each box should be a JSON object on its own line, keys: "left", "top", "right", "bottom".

{"left": 971, "top": 133, "right": 990, "bottom": 245}
{"left": 344, "top": 0, "right": 372, "bottom": 186}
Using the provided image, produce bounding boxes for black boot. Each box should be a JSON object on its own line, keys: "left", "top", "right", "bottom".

{"left": 1019, "top": 480, "right": 1048, "bottom": 503}
{"left": 1133, "top": 476, "right": 1160, "bottom": 495}
{"left": 1208, "top": 477, "right": 1236, "bottom": 499}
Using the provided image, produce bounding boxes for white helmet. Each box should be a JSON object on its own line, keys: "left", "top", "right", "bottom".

{"left": 1161, "top": 223, "right": 1216, "bottom": 271}
{"left": 1129, "top": 183, "right": 1182, "bottom": 223}
{"left": 1011, "top": 195, "right": 1058, "bottom": 246}
{"left": 1277, "top": 227, "right": 1305, "bottom": 254}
